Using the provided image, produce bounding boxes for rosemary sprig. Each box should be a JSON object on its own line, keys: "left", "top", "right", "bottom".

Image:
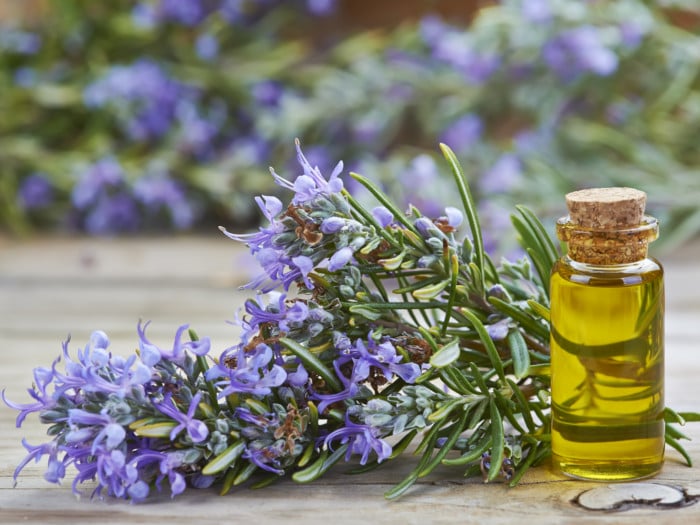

{"left": 6, "top": 142, "right": 698, "bottom": 503}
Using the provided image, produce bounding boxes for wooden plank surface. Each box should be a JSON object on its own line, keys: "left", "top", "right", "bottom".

{"left": 1, "top": 235, "right": 700, "bottom": 524}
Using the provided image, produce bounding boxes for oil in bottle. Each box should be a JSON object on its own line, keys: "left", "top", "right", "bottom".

{"left": 550, "top": 187, "right": 665, "bottom": 481}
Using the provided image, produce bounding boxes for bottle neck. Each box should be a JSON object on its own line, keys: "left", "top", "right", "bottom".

{"left": 556, "top": 215, "right": 658, "bottom": 265}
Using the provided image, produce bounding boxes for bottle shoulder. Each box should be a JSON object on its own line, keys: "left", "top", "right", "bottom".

{"left": 552, "top": 256, "right": 663, "bottom": 286}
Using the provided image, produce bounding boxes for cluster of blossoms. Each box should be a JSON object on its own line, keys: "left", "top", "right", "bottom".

{"left": 67, "top": 157, "right": 198, "bottom": 234}
{"left": 133, "top": 0, "right": 338, "bottom": 29}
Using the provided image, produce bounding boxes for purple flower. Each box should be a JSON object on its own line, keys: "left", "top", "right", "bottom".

{"left": 175, "top": 99, "right": 225, "bottom": 158}
{"left": 443, "top": 207, "right": 463, "bottom": 229}
{"left": 271, "top": 141, "right": 344, "bottom": 205}
{"left": 243, "top": 443, "right": 286, "bottom": 475}
{"left": 292, "top": 255, "right": 314, "bottom": 289}
{"left": 414, "top": 217, "right": 439, "bottom": 239}
{"left": 195, "top": 33, "right": 219, "bottom": 61}
{"left": 219, "top": 193, "right": 284, "bottom": 261}
{"left": 138, "top": 322, "right": 211, "bottom": 367}
{"left": 221, "top": 143, "right": 353, "bottom": 292}
{"left": 477, "top": 200, "right": 518, "bottom": 256}
{"left": 419, "top": 16, "right": 447, "bottom": 47}
{"left": 69, "top": 157, "right": 143, "bottom": 234}
{"left": 306, "top": 0, "right": 337, "bottom": 16}
{"left": 252, "top": 80, "right": 284, "bottom": 107}
{"left": 93, "top": 449, "right": 141, "bottom": 500}
{"left": 131, "top": 3, "right": 157, "bottom": 27}
{"left": 619, "top": 22, "right": 647, "bottom": 50}
{"left": 71, "top": 157, "right": 124, "bottom": 209}
{"left": 480, "top": 154, "right": 523, "bottom": 194}
{"left": 321, "top": 216, "right": 347, "bottom": 234}
{"left": 3, "top": 363, "right": 56, "bottom": 426}
{"left": 133, "top": 171, "right": 196, "bottom": 229}
{"left": 514, "top": 126, "right": 554, "bottom": 156}
{"left": 206, "top": 343, "right": 287, "bottom": 397}
{"left": 154, "top": 392, "right": 209, "bottom": 443}
{"left": 13, "top": 439, "right": 65, "bottom": 484}
{"left": 66, "top": 409, "right": 127, "bottom": 453}
{"left": 313, "top": 359, "right": 369, "bottom": 414}
{"left": 522, "top": 0, "right": 552, "bottom": 24}
{"left": 424, "top": 23, "right": 500, "bottom": 84}
{"left": 402, "top": 155, "right": 443, "bottom": 217}
{"left": 84, "top": 193, "right": 141, "bottom": 234}
{"left": 18, "top": 174, "right": 53, "bottom": 210}
{"left": 371, "top": 206, "right": 394, "bottom": 228}
{"left": 84, "top": 59, "right": 188, "bottom": 141}
{"left": 221, "top": 194, "right": 311, "bottom": 292}
{"left": 244, "top": 293, "right": 309, "bottom": 332}
{"left": 440, "top": 114, "right": 483, "bottom": 153}
{"left": 51, "top": 332, "right": 152, "bottom": 399}
{"left": 323, "top": 413, "right": 392, "bottom": 465}
{"left": 159, "top": 452, "right": 187, "bottom": 495}
{"left": 13, "top": 66, "right": 38, "bottom": 87}
{"left": 129, "top": 449, "right": 186, "bottom": 498}
{"left": 543, "top": 25, "right": 618, "bottom": 81}
{"left": 156, "top": 0, "right": 208, "bottom": 26}
{"left": 328, "top": 246, "right": 354, "bottom": 271}
{"left": 350, "top": 337, "right": 420, "bottom": 384}
{"left": 485, "top": 319, "right": 510, "bottom": 341}
{"left": 0, "top": 28, "right": 41, "bottom": 54}
{"left": 287, "top": 363, "right": 309, "bottom": 387}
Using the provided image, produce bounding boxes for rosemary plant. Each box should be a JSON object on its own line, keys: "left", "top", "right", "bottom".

{"left": 5, "top": 143, "right": 698, "bottom": 501}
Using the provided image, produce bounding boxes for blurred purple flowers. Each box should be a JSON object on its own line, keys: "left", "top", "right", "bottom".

{"left": 84, "top": 59, "right": 193, "bottom": 142}
{"left": 542, "top": 25, "right": 619, "bottom": 81}
{"left": 69, "top": 157, "right": 199, "bottom": 234}
{"left": 420, "top": 16, "right": 501, "bottom": 85}
{"left": 17, "top": 174, "right": 54, "bottom": 210}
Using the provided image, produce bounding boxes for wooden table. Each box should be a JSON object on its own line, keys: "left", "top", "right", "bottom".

{"left": 2, "top": 235, "right": 700, "bottom": 524}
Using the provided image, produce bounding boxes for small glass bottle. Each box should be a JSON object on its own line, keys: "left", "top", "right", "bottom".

{"left": 550, "top": 187, "right": 665, "bottom": 481}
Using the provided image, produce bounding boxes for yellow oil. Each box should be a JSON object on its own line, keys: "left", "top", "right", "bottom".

{"left": 550, "top": 257, "right": 665, "bottom": 481}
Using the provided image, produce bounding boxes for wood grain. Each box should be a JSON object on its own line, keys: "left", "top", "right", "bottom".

{"left": 2, "top": 235, "right": 700, "bottom": 524}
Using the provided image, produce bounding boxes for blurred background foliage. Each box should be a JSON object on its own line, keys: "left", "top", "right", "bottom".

{"left": 1, "top": 0, "right": 699, "bottom": 253}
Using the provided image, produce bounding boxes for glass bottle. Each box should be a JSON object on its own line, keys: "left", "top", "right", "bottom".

{"left": 550, "top": 187, "right": 665, "bottom": 481}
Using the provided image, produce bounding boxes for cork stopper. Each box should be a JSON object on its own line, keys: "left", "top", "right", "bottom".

{"left": 557, "top": 187, "right": 657, "bottom": 265}
{"left": 565, "top": 187, "right": 646, "bottom": 229}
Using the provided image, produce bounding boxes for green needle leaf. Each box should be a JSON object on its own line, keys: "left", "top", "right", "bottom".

{"left": 507, "top": 330, "right": 531, "bottom": 379}
{"left": 665, "top": 434, "right": 693, "bottom": 467}
{"left": 442, "top": 434, "right": 491, "bottom": 466}
{"left": 429, "top": 338, "right": 461, "bottom": 368}
{"left": 487, "top": 398, "right": 505, "bottom": 482}
{"left": 202, "top": 440, "right": 245, "bottom": 475}
{"left": 412, "top": 280, "right": 449, "bottom": 300}
{"left": 292, "top": 450, "right": 328, "bottom": 483}
{"left": 384, "top": 473, "right": 419, "bottom": 500}
{"left": 419, "top": 409, "right": 470, "bottom": 477}
{"left": 131, "top": 420, "right": 177, "bottom": 438}
{"left": 293, "top": 444, "right": 350, "bottom": 483}
{"left": 461, "top": 309, "right": 506, "bottom": 382}
{"left": 439, "top": 143, "right": 485, "bottom": 293}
